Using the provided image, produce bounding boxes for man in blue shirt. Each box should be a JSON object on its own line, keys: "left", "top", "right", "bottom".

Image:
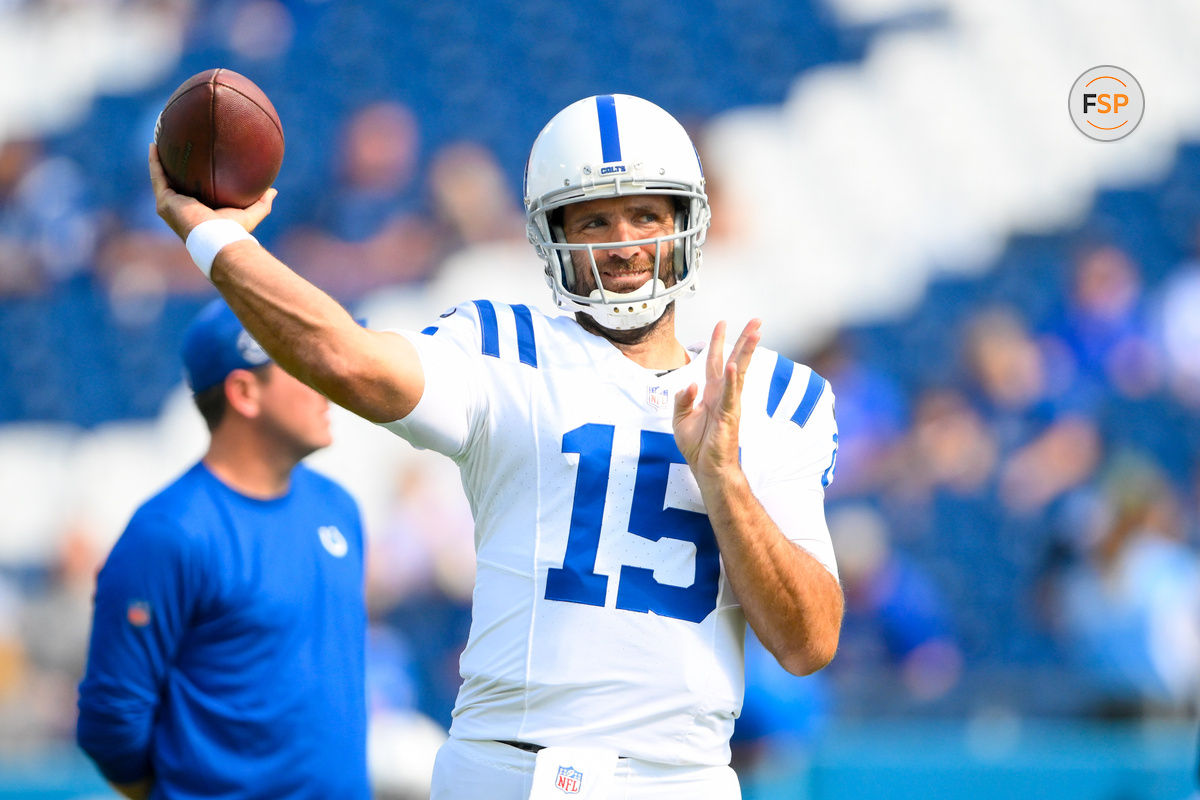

{"left": 77, "top": 299, "right": 369, "bottom": 800}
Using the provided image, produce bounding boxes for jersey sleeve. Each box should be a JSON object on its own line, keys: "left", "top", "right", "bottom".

{"left": 76, "top": 508, "right": 206, "bottom": 784}
{"left": 754, "top": 369, "right": 840, "bottom": 580}
{"left": 378, "top": 302, "right": 490, "bottom": 459}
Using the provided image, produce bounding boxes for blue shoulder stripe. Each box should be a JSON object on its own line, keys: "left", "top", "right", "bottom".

{"left": 766, "top": 353, "right": 794, "bottom": 417}
{"left": 511, "top": 304, "right": 538, "bottom": 367}
{"left": 790, "top": 370, "right": 827, "bottom": 428}
{"left": 420, "top": 325, "right": 438, "bottom": 336}
{"left": 469, "top": 299, "right": 538, "bottom": 367}
{"left": 473, "top": 300, "right": 500, "bottom": 358}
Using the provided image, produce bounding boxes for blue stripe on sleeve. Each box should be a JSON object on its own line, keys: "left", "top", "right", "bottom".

{"left": 473, "top": 300, "right": 500, "bottom": 358}
{"left": 790, "top": 370, "right": 827, "bottom": 428}
{"left": 596, "top": 95, "right": 622, "bottom": 163}
{"left": 766, "top": 354, "right": 794, "bottom": 416}
{"left": 511, "top": 304, "right": 538, "bottom": 367}
{"left": 420, "top": 326, "right": 438, "bottom": 336}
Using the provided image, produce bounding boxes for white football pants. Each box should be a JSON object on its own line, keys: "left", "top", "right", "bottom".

{"left": 430, "top": 737, "right": 741, "bottom": 800}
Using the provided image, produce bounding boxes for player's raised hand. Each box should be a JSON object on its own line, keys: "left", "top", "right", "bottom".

{"left": 149, "top": 144, "right": 276, "bottom": 241}
{"left": 673, "top": 318, "right": 762, "bottom": 483}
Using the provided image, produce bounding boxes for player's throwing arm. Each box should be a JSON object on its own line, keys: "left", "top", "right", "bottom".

{"left": 147, "top": 72, "right": 424, "bottom": 424}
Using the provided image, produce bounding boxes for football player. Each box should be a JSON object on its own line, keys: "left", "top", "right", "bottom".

{"left": 149, "top": 93, "right": 843, "bottom": 800}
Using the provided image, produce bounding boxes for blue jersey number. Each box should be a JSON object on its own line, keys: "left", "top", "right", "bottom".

{"left": 544, "top": 424, "right": 720, "bottom": 623}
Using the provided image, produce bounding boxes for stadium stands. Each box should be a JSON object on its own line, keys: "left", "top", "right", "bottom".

{"left": 2, "top": 0, "right": 1199, "bottom": 795}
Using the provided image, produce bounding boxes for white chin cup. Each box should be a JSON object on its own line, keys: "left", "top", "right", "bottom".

{"left": 581, "top": 278, "right": 671, "bottom": 330}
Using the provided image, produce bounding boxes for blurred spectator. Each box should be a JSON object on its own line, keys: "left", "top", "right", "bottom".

{"left": 0, "top": 520, "right": 105, "bottom": 753}
{"left": 690, "top": 126, "right": 742, "bottom": 246}
{"left": 367, "top": 459, "right": 475, "bottom": 728}
{"left": 16, "top": 521, "right": 103, "bottom": 744}
{"left": 964, "top": 307, "right": 1048, "bottom": 420}
{"left": 828, "top": 504, "right": 963, "bottom": 704}
{"left": 808, "top": 333, "right": 908, "bottom": 497}
{"left": 180, "top": 0, "right": 289, "bottom": 58}
{"left": 364, "top": 621, "right": 447, "bottom": 800}
{"left": 960, "top": 307, "right": 1101, "bottom": 515}
{"left": 1154, "top": 221, "right": 1200, "bottom": 408}
{"left": 0, "top": 141, "right": 100, "bottom": 294}
{"left": 320, "top": 101, "right": 424, "bottom": 241}
{"left": 225, "top": 0, "right": 295, "bottom": 62}
{"left": 5, "top": 153, "right": 100, "bottom": 284}
{"left": 997, "top": 414, "right": 1102, "bottom": 517}
{"left": 427, "top": 141, "right": 524, "bottom": 254}
{"left": 366, "top": 622, "right": 421, "bottom": 718}
{"left": 0, "top": 140, "right": 42, "bottom": 294}
{"left": 0, "top": 571, "right": 30, "bottom": 748}
{"left": 366, "top": 460, "right": 475, "bottom": 612}
{"left": 281, "top": 101, "right": 439, "bottom": 298}
{"left": 1044, "top": 451, "right": 1200, "bottom": 717}
{"left": 1047, "top": 243, "right": 1161, "bottom": 401}
{"left": 889, "top": 386, "right": 998, "bottom": 503}
{"left": 95, "top": 224, "right": 207, "bottom": 326}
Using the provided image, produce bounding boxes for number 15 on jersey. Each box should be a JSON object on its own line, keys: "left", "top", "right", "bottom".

{"left": 545, "top": 423, "right": 721, "bottom": 624}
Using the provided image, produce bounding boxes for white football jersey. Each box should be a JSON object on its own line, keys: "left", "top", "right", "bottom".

{"left": 382, "top": 300, "right": 838, "bottom": 767}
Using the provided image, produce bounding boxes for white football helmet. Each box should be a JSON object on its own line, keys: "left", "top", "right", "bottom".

{"left": 524, "top": 94, "right": 710, "bottom": 330}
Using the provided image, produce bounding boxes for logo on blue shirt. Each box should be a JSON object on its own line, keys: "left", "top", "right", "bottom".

{"left": 319, "top": 526, "right": 348, "bottom": 557}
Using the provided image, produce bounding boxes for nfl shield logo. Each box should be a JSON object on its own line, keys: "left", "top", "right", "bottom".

{"left": 555, "top": 765, "right": 583, "bottom": 794}
{"left": 647, "top": 385, "right": 670, "bottom": 410}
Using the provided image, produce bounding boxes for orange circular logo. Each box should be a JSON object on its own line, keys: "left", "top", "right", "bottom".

{"left": 1069, "top": 66, "right": 1144, "bottom": 141}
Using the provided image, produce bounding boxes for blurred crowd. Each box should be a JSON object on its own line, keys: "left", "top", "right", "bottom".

{"left": 0, "top": 97, "right": 526, "bottom": 304}
{"left": 0, "top": 0, "right": 1199, "bottom": 794}
{"left": 818, "top": 237, "right": 1200, "bottom": 717}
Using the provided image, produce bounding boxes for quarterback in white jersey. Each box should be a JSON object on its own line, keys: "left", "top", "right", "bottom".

{"left": 385, "top": 298, "right": 838, "bottom": 768}
{"left": 148, "top": 92, "right": 843, "bottom": 800}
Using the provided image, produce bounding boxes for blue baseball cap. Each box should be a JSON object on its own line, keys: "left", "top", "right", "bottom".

{"left": 181, "top": 299, "right": 272, "bottom": 393}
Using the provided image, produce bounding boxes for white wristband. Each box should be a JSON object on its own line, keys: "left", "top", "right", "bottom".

{"left": 185, "top": 219, "right": 256, "bottom": 279}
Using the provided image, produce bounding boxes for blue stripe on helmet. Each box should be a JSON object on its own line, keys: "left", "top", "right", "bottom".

{"left": 596, "top": 95, "right": 622, "bottom": 163}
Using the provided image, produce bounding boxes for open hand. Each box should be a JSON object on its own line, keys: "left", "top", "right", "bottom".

{"left": 673, "top": 319, "right": 762, "bottom": 482}
{"left": 148, "top": 143, "right": 276, "bottom": 241}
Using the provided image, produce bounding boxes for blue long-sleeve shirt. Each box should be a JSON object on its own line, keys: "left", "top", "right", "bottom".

{"left": 77, "top": 462, "right": 369, "bottom": 800}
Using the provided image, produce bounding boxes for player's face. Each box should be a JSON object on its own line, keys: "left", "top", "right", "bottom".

{"left": 253, "top": 364, "right": 333, "bottom": 457}
{"left": 560, "top": 194, "right": 676, "bottom": 296}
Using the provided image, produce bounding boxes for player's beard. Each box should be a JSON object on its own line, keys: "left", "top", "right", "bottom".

{"left": 569, "top": 247, "right": 678, "bottom": 344}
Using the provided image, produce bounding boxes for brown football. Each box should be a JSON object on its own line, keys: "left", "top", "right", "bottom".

{"left": 154, "top": 68, "right": 284, "bottom": 209}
